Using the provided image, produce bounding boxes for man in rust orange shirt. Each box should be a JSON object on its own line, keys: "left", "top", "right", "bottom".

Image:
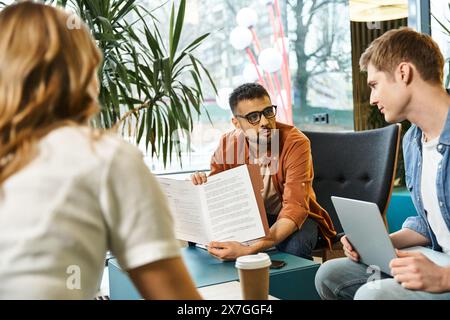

{"left": 191, "top": 83, "right": 336, "bottom": 260}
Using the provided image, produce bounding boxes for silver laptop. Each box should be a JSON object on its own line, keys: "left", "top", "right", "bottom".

{"left": 331, "top": 196, "right": 450, "bottom": 276}
{"left": 331, "top": 196, "right": 396, "bottom": 275}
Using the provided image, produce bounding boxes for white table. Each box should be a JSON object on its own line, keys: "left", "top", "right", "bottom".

{"left": 198, "top": 281, "right": 279, "bottom": 300}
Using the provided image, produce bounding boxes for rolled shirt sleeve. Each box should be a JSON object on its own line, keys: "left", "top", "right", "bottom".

{"left": 402, "top": 215, "right": 432, "bottom": 241}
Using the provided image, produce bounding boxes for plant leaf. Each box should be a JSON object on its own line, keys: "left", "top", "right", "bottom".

{"left": 170, "top": 0, "right": 186, "bottom": 62}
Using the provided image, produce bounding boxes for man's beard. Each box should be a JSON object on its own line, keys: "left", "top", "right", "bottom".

{"left": 247, "top": 128, "right": 274, "bottom": 152}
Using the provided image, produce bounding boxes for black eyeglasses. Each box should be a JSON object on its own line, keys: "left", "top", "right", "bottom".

{"left": 235, "top": 105, "right": 277, "bottom": 125}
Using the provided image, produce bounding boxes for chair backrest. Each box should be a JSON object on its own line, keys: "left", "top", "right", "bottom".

{"left": 303, "top": 124, "right": 401, "bottom": 235}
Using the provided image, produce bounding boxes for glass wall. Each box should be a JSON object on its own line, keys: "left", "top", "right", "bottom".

{"left": 0, "top": 0, "right": 354, "bottom": 173}
{"left": 145, "top": 0, "right": 354, "bottom": 173}
{"left": 430, "top": 0, "right": 450, "bottom": 88}
{"left": 287, "top": 0, "right": 353, "bottom": 132}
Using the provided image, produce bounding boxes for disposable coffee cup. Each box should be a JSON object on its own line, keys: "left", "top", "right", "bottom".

{"left": 235, "top": 253, "right": 271, "bottom": 300}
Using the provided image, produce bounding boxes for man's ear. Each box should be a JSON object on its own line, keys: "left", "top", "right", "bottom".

{"left": 231, "top": 117, "right": 240, "bottom": 129}
{"left": 398, "top": 62, "right": 413, "bottom": 84}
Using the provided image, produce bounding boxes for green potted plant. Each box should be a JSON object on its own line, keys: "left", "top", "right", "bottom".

{"left": 1, "top": 0, "right": 216, "bottom": 167}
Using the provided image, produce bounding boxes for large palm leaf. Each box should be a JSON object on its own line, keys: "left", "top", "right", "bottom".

{"left": 4, "top": 0, "right": 216, "bottom": 167}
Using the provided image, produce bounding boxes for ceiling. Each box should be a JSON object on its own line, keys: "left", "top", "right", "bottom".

{"left": 349, "top": 0, "right": 409, "bottom": 22}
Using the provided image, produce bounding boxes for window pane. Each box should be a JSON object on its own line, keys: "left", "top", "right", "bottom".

{"left": 143, "top": 0, "right": 355, "bottom": 172}
{"left": 288, "top": 1, "right": 353, "bottom": 132}
{"left": 430, "top": 0, "right": 450, "bottom": 89}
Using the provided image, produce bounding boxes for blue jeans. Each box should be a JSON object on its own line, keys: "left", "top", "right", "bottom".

{"left": 315, "top": 257, "right": 450, "bottom": 300}
{"left": 268, "top": 216, "right": 318, "bottom": 260}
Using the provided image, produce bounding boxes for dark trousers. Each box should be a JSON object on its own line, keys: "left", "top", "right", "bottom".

{"left": 268, "top": 215, "right": 318, "bottom": 260}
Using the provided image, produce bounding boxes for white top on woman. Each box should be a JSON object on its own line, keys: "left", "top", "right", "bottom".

{"left": 0, "top": 126, "right": 180, "bottom": 299}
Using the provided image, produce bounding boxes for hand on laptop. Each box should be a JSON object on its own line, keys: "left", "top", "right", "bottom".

{"left": 191, "top": 171, "right": 207, "bottom": 185}
{"left": 341, "top": 235, "right": 360, "bottom": 262}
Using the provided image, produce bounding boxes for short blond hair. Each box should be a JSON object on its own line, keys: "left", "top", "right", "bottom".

{"left": 360, "top": 27, "right": 444, "bottom": 84}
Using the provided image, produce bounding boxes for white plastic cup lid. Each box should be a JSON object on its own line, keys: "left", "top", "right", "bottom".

{"left": 235, "top": 253, "right": 271, "bottom": 270}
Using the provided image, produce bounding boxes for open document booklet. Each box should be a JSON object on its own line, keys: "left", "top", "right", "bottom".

{"left": 157, "top": 165, "right": 270, "bottom": 246}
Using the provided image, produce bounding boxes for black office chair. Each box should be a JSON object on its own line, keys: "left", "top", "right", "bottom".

{"left": 304, "top": 124, "right": 401, "bottom": 261}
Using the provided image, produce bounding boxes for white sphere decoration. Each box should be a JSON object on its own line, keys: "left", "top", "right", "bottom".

{"left": 258, "top": 48, "right": 283, "bottom": 73}
{"left": 215, "top": 88, "right": 233, "bottom": 110}
{"left": 236, "top": 7, "right": 258, "bottom": 28}
{"left": 242, "top": 63, "right": 262, "bottom": 82}
{"left": 229, "top": 27, "right": 253, "bottom": 50}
